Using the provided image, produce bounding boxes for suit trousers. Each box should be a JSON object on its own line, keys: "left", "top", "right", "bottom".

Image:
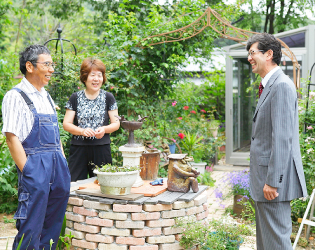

{"left": 255, "top": 201, "right": 292, "bottom": 250}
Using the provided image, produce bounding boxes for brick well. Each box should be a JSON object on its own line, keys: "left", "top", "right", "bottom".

{"left": 67, "top": 181, "right": 208, "bottom": 250}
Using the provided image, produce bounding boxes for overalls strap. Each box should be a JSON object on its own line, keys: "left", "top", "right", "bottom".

{"left": 46, "top": 93, "right": 57, "bottom": 114}
{"left": 13, "top": 88, "right": 36, "bottom": 113}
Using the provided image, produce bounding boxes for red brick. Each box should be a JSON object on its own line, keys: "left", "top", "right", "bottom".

{"left": 175, "top": 234, "right": 182, "bottom": 241}
{"left": 73, "top": 206, "right": 98, "bottom": 217}
{"left": 68, "top": 197, "right": 83, "bottom": 206}
{"left": 85, "top": 234, "right": 114, "bottom": 243}
{"left": 72, "top": 239, "right": 97, "bottom": 249}
{"left": 143, "top": 204, "right": 172, "bottom": 212}
{"left": 186, "top": 205, "right": 204, "bottom": 216}
{"left": 146, "top": 219, "right": 175, "bottom": 228}
{"left": 131, "top": 212, "right": 160, "bottom": 221}
{"left": 161, "top": 209, "right": 185, "bottom": 219}
{"left": 86, "top": 217, "right": 113, "bottom": 227}
{"left": 99, "top": 243, "right": 127, "bottom": 250}
{"left": 146, "top": 235, "right": 175, "bottom": 244}
{"left": 113, "top": 204, "right": 142, "bottom": 213}
{"left": 162, "top": 227, "right": 183, "bottom": 235}
{"left": 130, "top": 245, "right": 158, "bottom": 250}
{"left": 74, "top": 222, "right": 100, "bottom": 233}
{"left": 159, "top": 242, "right": 184, "bottom": 250}
{"left": 116, "top": 237, "right": 145, "bottom": 245}
{"left": 203, "top": 203, "right": 208, "bottom": 211}
{"left": 196, "top": 211, "right": 206, "bottom": 221}
{"left": 194, "top": 193, "right": 207, "bottom": 206}
{"left": 116, "top": 220, "right": 144, "bottom": 229}
{"left": 83, "top": 200, "right": 111, "bottom": 210}
{"left": 132, "top": 228, "right": 161, "bottom": 237}
{"left": 65, "top": 212, "right": 85, "bottom": 222}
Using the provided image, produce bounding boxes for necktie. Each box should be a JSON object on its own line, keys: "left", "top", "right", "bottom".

{"left": 259, "top": 82, "right": 264, "bottom": 98}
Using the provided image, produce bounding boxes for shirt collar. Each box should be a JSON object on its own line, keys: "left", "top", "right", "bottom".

{"left": 21, "top": 77, "right": 47, "bottom": 96}
{"left": 261, "top": 66, "right": 280, "bottom": 88}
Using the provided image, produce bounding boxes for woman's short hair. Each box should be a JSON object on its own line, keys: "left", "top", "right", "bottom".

{"left": 80, "top": 58, "right": 106, "bottom": 85}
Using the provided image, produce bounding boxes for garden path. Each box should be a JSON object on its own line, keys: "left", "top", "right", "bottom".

{"left": 207, "top": 165, "right": 257, "bottom": 250}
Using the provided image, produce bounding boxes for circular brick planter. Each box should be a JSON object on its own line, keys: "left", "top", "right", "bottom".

{"left": 66, "top": 186, "right": 209, "bottom": 250}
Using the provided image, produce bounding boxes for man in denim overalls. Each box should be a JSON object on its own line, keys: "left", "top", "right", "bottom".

{"left": 2, "top": 45, "right": 70, "bottom": 249}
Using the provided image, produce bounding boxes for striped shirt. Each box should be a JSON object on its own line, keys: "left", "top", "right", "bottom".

{"left": 2, "top": 77, "right": 55, "bottom": 142}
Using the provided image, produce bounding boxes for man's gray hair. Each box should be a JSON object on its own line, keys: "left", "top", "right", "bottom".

{"left": 19, "top": 45, "right": 51, "bottom": 75}
{"left": 246, "top": 33, "right": 282, "bottom": 65}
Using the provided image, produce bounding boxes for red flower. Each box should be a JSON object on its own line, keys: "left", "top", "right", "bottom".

{"left": 190, "top": 110, "right": 196, "bottom": 114}
{"left": 178, "top": 133, "right": 185, "bottom": 139}
{"left": 183, "top": 106, "right": 189, "bottom": 110}
{"left": 177, "top": 117, "right": 183, "bottom": 120}
{"left": 201, "top": 109, "right": 206, "bottom": 113}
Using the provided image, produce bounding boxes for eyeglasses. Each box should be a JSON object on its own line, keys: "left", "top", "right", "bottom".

{"left": 247, "top": 50, "right": 264, "bottom": 57}
{"left": 34, "top": 61, "right": 56, "bottom": 68}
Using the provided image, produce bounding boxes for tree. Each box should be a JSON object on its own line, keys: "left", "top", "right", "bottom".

{"left": 233, "top": 0, "right": 315, "bottom": 34}
{"left": 0, "top": 0, "right": 13, "bottom": 50}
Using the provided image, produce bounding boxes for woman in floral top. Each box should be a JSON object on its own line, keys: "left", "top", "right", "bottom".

{"left": 63, "top": 58, "right": 120, "bottom": 181}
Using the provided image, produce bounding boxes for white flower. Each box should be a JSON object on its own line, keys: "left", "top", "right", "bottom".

{"left": 307, "top": 148, "right": 314, "bottom": 154}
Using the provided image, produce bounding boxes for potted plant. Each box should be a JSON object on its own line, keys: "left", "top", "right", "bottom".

{"left": 214, "top": 170, "right": 254, "bottom": 219}
{"left": 93, "top": 164, "right": 140, "bottom": 195}
{"left": 181, "top": 131, "right": 207, "bottom": 174}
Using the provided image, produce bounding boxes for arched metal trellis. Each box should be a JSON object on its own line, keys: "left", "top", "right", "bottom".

{"left": 140, "top": 7, "right": 301, "bottom": 88}
{"left": 44, "top": 25, "right": 77, "bottom": 74}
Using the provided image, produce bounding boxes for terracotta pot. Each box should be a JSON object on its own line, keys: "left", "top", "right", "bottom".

{"left": 233, "top": 194, "right": 247, "bottom": 217}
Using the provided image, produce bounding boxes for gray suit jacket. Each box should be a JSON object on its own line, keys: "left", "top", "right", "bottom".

{"left": 250, "top": 68, "right": 307, "bottom": 202}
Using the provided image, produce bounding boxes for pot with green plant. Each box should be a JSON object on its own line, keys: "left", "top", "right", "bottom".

{"left": 181, "top": 131, "right": 207, "bottom": 174}
{"left": 93, "top": 164, "right": 140, "bottom": 195}
{"left": 215, "top": 170, "right": 255, "bottom": 219}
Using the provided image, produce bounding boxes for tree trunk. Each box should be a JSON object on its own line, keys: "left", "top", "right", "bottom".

{"left": 15, "top": 0, "right": 27, "bottom": 52}
{"left": 268, "top": 0, "right": 275, "bottom": 34}
{"left": 264, "top": 0, "right": 271, "bottom": 33}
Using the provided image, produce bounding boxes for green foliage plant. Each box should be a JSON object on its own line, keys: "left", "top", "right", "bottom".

{"left": 182, "top": 131, "right": 204, "bottom": 158}
{"left": 3, "top": 216, "right": 15, "bottom": 224}
{"left": 197, "top": 165, "right": 216, "bottom": 187}
{"left": 175, "top": 217, "right": 253, "bottom": 250}
{"left": 0, "top": 134, "right": 18, "bottom": 213}
{"left": 95, "top": 163, "right": 140, "bottom": 173}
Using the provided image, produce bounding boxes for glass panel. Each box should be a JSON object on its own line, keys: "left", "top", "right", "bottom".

{"left": 232, "top": 58, "right": 258, "bottom": 152}
{"left": 280, "top": 32, "right": 305, "bottom": 48}
{"left": 232, "top": 57, "right": 302, "bottom": 153}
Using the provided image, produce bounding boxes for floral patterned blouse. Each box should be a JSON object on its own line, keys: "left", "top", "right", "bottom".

{"left": 65, "top": 89, "right": 118, "bottom": 145}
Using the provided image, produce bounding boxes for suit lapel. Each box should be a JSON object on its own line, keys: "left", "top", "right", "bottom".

{"left": 253, "top": 69, "right": 283, "bottom": 120}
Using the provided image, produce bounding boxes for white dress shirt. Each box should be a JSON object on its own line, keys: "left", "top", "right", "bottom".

{"left": 261, "top": 66, "right": 280, "bottom": 88}
{"left": 2, "top": 77, "right": 55, "bottom": 142}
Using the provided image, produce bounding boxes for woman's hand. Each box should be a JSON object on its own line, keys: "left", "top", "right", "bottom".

{"left": 95, "top": 127, "right": 105, "bottom": 139}
{"left": 82, "top": 128, "right": 96, "bottom": 137}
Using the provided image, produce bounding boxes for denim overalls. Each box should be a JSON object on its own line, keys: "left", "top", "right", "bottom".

{"left": 12, "top": 88, "right": 70, "bottom": 250}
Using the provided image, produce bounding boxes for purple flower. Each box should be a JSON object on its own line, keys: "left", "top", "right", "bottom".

{"left": 214, "top": 188, "right": 223, "bottom": 199}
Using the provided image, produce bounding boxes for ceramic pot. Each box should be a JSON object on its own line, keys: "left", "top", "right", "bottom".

{"left": 93, "top": 169, "right": 139, "bottom": 195}
{"left": 168, "top": 143, "right": 176, "bottom": 154}
{"left": 190, "top": 162, "right": 207, "bottom": 175}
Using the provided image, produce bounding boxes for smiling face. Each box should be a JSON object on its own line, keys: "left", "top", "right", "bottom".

{"left": 85, "top": 70, "right": 103, "bottom": 93}
{"left": 27, "top": 54, "right": 54, "bottom": 90}
{"left": 248, "top": 42, "right": 269, "bottom": 78}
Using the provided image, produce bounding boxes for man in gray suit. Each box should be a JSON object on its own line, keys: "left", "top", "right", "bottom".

{"left": 247, "top": 33, "right": 307, "bottom": 249}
